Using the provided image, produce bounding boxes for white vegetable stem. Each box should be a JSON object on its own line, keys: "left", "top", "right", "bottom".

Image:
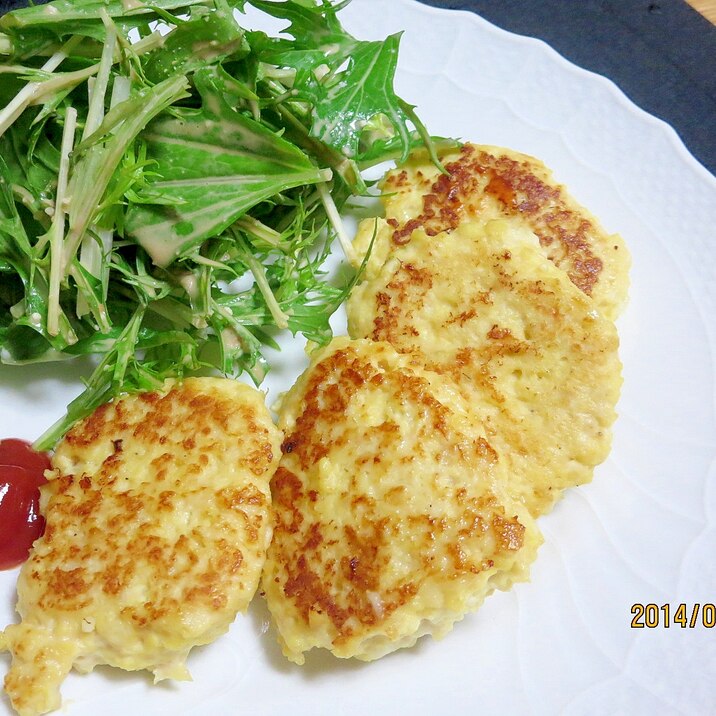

{"left": 83, "top": 12, "right": 117, "bottom": 141}
{"left": 0, "top": 36, "right": 83, "bottom": 138}
{"left": 235, "top": 215, "right": 283, "bottom": 248}
{"left": 0, "top": 32, "right": 164, "bottom": 140}
{"left": 316, "top": 180, "right": 357, "bottom": 265}
{"left": 77, "top": 15, "right": 123, "bottom": 321}
{"left": 235, "top": 233, "right": 290, "bottom": 330}
{"left": 47, "top": 106, "right": 78, "bottom": 338}
{"left": 64, "top": 74, "right": 191, "bottom": 281}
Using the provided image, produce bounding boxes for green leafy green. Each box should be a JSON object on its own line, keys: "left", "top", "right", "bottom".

{"left": 0, "top": 0, "right": 441, "bottom": 450}
{"left": 125, "top": 66, "right": 330, "bottom": 266}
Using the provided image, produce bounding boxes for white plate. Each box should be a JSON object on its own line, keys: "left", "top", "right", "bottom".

{"left": 2, "top": 1, "right": 716, "bottom": 714}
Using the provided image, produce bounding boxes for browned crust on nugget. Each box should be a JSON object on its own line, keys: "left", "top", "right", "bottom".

{"left": 266, "top": 340, "right": 532, "bottom": 652}
{"left": 385, "top": 143, "right": 610, "bottom": 298}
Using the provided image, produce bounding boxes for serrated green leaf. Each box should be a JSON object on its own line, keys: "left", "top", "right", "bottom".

{"left": 142, "top": 5, "right": 250, "bottom": 84}
{"left": 306, "top": 33, "right": 412, "bottom": 161}
{"left": 125, "top": 65, "right": 329, "bottom": 266}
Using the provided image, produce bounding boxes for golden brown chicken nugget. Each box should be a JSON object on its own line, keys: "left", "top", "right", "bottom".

{"left": 348, "top": 219, "right": 622, "bottom": 515}
{"left": 262, "top": 338, "right": 541, "bottom": 664}
{"left": 371, "top": 143, "right": 629, "bottom": 321}
{"left": 1, "top": 378, "right": 281, "bottom": 716}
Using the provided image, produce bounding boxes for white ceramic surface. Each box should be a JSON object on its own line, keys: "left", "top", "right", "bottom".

{"left": 2, "top": 1, "right": 715, "bottom": 714}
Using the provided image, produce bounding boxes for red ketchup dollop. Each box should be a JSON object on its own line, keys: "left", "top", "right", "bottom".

{"left": 0, "top": 439, "right": 51, "bottom": 570}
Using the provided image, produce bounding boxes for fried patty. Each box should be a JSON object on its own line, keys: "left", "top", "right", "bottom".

{"left": 347, "top": 219, "right": 622, "bottom": 516}
{"left": 371, "top": 143, "right": 629, "bottom": 321}
{"left": 262, "top": 338, "right": 541, "bottom": 664}
{"left": 1, "top": 378, "right": 281, "bottom": 716}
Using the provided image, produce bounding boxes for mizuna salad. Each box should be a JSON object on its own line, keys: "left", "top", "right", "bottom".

{"left": 0, "top": 0, "right": 440, "bottom": 448}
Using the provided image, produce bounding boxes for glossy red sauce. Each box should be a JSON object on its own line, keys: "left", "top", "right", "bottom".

{"left": 0, "top": 439, "right": 50, "bottom": 570}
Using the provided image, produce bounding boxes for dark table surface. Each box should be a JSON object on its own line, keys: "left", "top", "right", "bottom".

{"left": 2, "top": 0, "right": 714, "bottom": 176}
{"left": 418, "top": 0, "right": 716, "bottom": 177}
